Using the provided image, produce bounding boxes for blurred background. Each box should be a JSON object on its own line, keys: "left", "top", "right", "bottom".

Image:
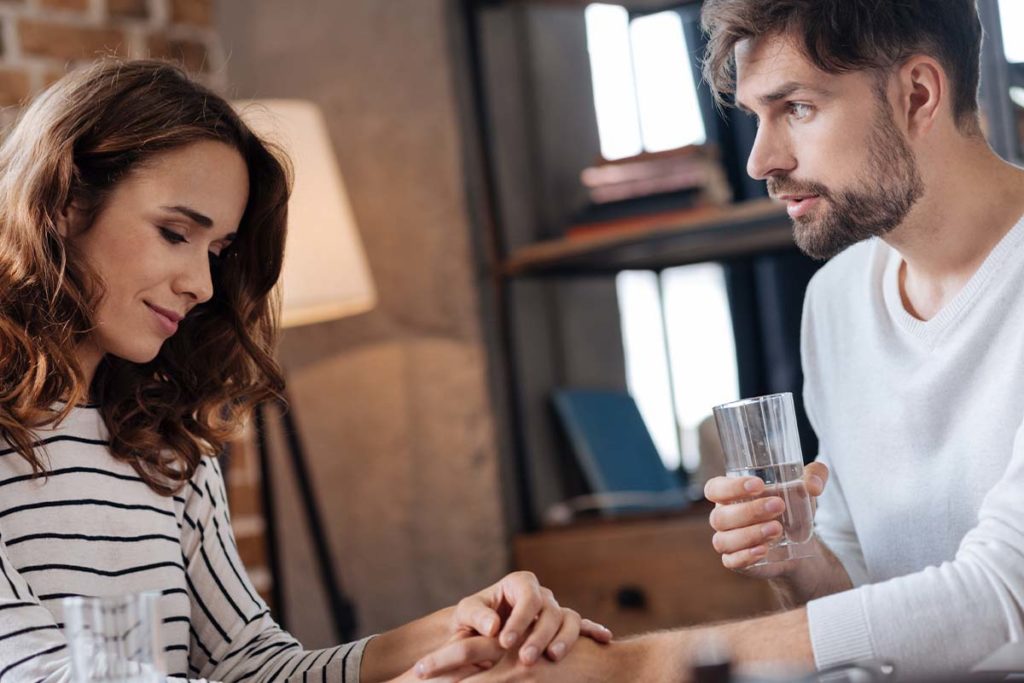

{"left": 1, "top": 0, "right": 1019, "bottom": 650}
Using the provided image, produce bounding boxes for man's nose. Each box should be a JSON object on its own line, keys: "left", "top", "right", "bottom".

{"left": 746, "top": 124, "right": 796, "bottom": 181}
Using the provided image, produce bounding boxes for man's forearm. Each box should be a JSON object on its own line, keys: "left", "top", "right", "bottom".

{"left": 625, "top": 608, "right": 816, "bottom": 681}
{"left": 768, "top": 536, "right": 853, "bottom": 608}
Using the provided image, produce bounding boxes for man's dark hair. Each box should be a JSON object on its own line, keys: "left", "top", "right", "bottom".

{"left": 701, "top": 0, "right": 984, "bottom": 134}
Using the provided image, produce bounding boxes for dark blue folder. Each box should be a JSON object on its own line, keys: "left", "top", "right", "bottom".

{"left": 552, "top": 389, "right": 689, "bottom": 516}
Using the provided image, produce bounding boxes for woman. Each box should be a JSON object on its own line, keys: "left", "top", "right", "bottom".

{"left": 0, "top": 60, "right": 610, "bottom": 682}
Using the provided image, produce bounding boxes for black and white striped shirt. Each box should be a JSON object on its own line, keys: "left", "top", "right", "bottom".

{"left": 0, "top": 404, "right": 370, "bottom": 682}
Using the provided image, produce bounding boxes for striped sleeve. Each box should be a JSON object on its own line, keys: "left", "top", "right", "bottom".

{"left": 181, "top": 458, "right": 372, "bottom": 683}
{"left": 0, "top": 535, "right": 70, "bottom": 683}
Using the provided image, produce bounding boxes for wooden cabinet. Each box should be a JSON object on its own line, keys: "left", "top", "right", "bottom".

{"left": 514, "top": 508, "right": 778, "bottom": 637}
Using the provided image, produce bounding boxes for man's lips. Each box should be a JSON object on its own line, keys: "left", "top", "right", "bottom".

{"left": 774, "top": 194, "right": 823, "bottom": 219}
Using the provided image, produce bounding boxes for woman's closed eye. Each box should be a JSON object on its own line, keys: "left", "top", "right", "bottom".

{"left": 160, "top": 225, "right": 230, "bottom": 262}
{"left": 158, "top": 226, "right": 188, "bottom": 245}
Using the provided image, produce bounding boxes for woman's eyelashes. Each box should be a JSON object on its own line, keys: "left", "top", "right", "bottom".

{"left": 158, "top": 226, "right": 187, "bottom": 245}
{"left": 160, "top": 225, "right": 225, "bottom": 261}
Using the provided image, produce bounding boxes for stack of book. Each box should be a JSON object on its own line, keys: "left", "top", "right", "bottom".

{"left": 569, "top": 144, "right": 732, "bottom": 238}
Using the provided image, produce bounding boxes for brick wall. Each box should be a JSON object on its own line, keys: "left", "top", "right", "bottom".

{"left": 0, "top": 0, "right": 274, "bottom": 605}
{"left": 0, "top": 0, "right": 226, "bottom": 123}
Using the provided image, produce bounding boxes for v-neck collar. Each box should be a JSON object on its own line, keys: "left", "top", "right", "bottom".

{"left": 882, "top": 212, "right": 1024, "bottom": 347}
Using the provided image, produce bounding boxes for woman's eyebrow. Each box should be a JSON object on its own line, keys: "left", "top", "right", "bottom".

{"left": 160, "top": 204, "right": 237, "bottom": 240}
{"left": 161, "top": 204, "right": 213, "bottom": 228}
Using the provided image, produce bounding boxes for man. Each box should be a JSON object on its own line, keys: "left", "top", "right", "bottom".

{"left": 435, "top": 0, "right": 1024, "bottom": 679}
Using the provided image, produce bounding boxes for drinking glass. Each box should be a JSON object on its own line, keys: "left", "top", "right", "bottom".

{"left": 712, "top": 392, "right": 815, "bottom": 564}
{"left": 63, "top": 593, "right": 165, "bottom": 683}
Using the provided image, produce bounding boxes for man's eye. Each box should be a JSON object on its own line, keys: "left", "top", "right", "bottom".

{"left": 158, "top": 227, "right": 188, "bottom": 244}
{"left": 788, "top": 102, "right": 813, "bottom": 119}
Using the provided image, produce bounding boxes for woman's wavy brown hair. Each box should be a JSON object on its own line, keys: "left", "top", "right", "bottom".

{"left": 0, "top": 59, "right": 290, "bottom": 495}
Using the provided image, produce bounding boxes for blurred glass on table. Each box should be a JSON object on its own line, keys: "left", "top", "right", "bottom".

{"left": 63, "top": 592, "right": 164, "bottom": 683}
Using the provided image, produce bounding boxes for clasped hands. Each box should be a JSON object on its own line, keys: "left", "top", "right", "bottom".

{"left": 396, "top": 571, "right": 613, "bottom": 682}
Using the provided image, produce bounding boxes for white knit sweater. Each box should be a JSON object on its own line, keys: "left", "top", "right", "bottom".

{"left": 802, "top": 215, "right": 1024, "bottom": 676}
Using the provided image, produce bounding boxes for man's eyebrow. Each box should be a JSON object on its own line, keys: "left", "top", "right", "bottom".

{"left": 160, "top": 204, "right": 237, "bottom": 241}
{"left": 736, "top": 81, "right": 833, "bottom": 112}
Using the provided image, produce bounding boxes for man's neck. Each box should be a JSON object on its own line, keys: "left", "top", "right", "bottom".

{"left": 884, "top": 143, "right": 1024, "bottom": 321}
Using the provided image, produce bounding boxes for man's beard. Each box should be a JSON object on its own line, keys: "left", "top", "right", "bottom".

{"left": 768, "top": 100, "right": 925, "bottom": 261}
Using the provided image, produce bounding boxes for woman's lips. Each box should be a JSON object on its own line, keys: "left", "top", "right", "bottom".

{"left": 146, "top": 303, "right": 180, "bottom": 335}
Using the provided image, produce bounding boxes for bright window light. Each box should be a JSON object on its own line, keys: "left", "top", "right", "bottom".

{"left": 998, "top": 0, "right": 1024, "bottom": 63}
{"left": 617, "top": 266, "right": 740, "bottom": 473}
{"left": 661, "top": 264, "right": 738, "bottom": 471}
{"left": 630, "top": 11, "right": 707, "bottom": 152}
{"left": 616, "top": 271, "right": 680, "bottom": 470}
{"left": 585, "top": 4, "right": 643, "bottom": 160}
{"left": 1011, "top": 86, "right": 1024, "bottom": 109}
{"left": 586, "top": 4, "right": 706, "bottom": 159}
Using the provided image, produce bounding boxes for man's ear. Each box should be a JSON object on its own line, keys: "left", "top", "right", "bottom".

{"left": 896, "top": 55, "right": 946, "bottom": 139}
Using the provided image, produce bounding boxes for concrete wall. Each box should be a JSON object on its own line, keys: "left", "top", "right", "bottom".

{"left": 216, "top": 0, "right": 509, "bottom": 645}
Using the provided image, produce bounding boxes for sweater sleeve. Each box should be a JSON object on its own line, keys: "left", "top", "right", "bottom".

{"left": 809, "top": 455, "right": 869, "bottom": 588}
{"left": 180, "top": 458, "right": 373, "bottom": 683}
{"left": 0, "top": 533, "right": 70, "bottom": 682}
{"left": 800, "top": 275, "right": 869, "bottom": 588}
{"left": 806, "top": 419, "right": 1024, "bottom": 675}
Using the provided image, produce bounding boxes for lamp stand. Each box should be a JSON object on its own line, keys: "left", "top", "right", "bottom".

{"left": 253, "top": 390, "right": 358, "bottom": 642}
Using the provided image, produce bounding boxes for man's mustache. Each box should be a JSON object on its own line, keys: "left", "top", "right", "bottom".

{"left": 767, "top": 177, "right": 831, "bottom": 199}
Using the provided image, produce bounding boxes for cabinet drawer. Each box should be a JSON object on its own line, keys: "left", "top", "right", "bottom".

{"left": 514, "top": 515, "right": 778, "bottom": 637}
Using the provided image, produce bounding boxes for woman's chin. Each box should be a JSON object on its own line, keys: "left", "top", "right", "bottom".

{"left": 110, "top": 345, "right": 163, "bottom": 365}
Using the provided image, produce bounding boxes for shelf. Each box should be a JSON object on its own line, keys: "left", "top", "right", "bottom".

{"left": 500, "top": 198, "right": 795, "bottom": 278}
{"left": 479, "top": 0, "right": 697, "bottom": 12}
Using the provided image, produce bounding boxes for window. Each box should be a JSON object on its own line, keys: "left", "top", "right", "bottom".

{"left": 998, "top": 0, "right": 1024, "bottom": 64}
{"left": 585, "top": 4, "right": 706, "bottom": 160}
{"left": 617, "top": 270, "right": 679, "bottom": 468}
{"left": 662, "top": 264, "right": 739, "bottom": 471}
{"left": 589, "top": 2, "right": 732, "bottom": 474}
{"left": 617, "top": 264, "right": 739, "bottom": 473}
{"left": 996, "top": 0, "right": 1024, "bottom": 162}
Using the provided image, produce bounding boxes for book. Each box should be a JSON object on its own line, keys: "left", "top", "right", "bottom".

{"left": 569, "top": 144, "right": 733, "bottom": 236}
{"left": 551, "top": 389, "right": 689, "bottom": 518}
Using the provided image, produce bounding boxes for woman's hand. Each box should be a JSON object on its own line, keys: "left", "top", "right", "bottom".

{"left": 428, "top": 636, "right": 621, "bottom": 683}
{"left": 384, "top": 634, "right": 503, "bottom": 683}
{"left": 413, "top": 571, "right": 613, "bottom": 679}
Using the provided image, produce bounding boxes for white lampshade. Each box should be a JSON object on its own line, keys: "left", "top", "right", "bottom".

{"left": 234, "top": 99, "right": 376, "bottom": 328}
